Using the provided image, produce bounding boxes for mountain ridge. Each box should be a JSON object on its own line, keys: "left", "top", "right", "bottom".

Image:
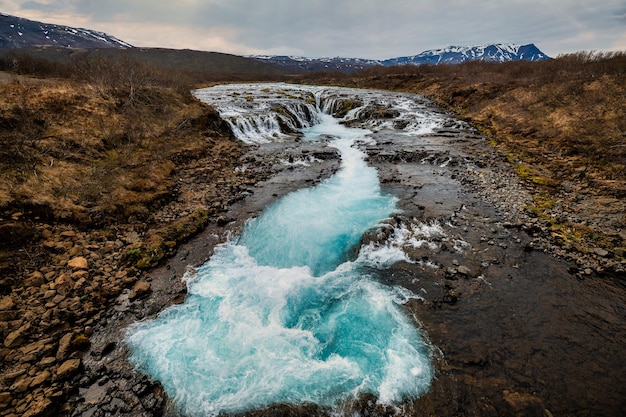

{"left": 0, "top": 12, "right": 131, "bottom": 49}
{"left": 251, "top": 43, "right": 551, "bottom": 73}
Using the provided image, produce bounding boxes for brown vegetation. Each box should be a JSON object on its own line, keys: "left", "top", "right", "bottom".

{"left": 297, "top": 52, "right": 626, "bottom": 257}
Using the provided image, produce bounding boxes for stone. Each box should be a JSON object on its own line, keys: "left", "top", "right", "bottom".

{"left": 71, "top": 270, "right": 89, "bottom": 281}
{"left": 10, "top": 376, "right": 33, "bottom": 393}
{"left": 502, "top": 390, "right": 545, "bottom": 414}
{"left": 24, "top": 271, "right": 45, "bottom": 287}
{"left": 4, "top": 323, "right": 31, "bottom": 348}
{"left": 0, "top": 296, "right": 15, "bottom": 310}
{"left": 3, "top": 368, "right": 27, "bottom": 380}
{"left": 68, "top": 256, "right": 89, "bottom": 270}
{"left": 22, "top": 396, "right": 53, "bottom": 417}
{"left": 53, "top": 273, "right": 73, "bottom": 296}
{"left": 69, "top": 245, "right": 83, "bottom": 256}
{"left": 19, "top": 338, "right": 53, "bottom": 356}
{"left": 0, "top": 391, "right": 12, "bottom": 408}
{"left": 38, "top": 356, "right": 56, "bottom": 366}
{"left": 55, "top": 358, "right": 81, "bottom": 379}
{"left": 42, "top": 289, "right": 56, "bottom": 299}
{"left": 128, "top": 281, "right": 151, "bottom": 300}
{"left": 29, "top": 370, "right": 50, "bottom": 388}
{"left": 593, "top": 248, "right": 609, "bottom": 257}
{"left": 457, "top": 265, "right": 471, "bottom": 276}
{"left": 56, "top": 333, "right": 73, "bottom": 361}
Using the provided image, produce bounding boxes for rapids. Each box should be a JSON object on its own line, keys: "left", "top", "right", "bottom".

{"left": 125, "top": 84, "right": 443, "bottom": 416}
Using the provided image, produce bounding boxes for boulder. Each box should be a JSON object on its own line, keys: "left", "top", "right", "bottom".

{"left": 68, "top": 256, "right": 89, "bottom": 270}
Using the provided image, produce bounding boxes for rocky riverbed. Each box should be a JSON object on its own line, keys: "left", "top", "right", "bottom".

{"left": 2, "top": 85, "right": 625, "bottom": 417}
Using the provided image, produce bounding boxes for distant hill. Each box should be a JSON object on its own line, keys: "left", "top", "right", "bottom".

{"left": 0, "top": 13, "right": 289, "bottom": 77}
{"left": 251, "top": 43, "right": 551, "bottom": 73}
{"left": 0, "top": 12, "right": 131, "bottom": 49}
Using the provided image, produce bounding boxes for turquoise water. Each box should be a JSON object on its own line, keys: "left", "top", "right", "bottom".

{"left": 126, "top": 113, "right": 432, "bottom": 416}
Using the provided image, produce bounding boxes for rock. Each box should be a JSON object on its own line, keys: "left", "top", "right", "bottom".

{"left": 10, "top": 376, "right": 33, "bottom": 393}
{"left": 593, "top": 248, "right": 609, "bottom": 257}
{"left": 38, "top": 356, "right": 56, "bottom": 366}
{"left": 128, "top": 281, "right": 151, "bottom": 300}
{"left": 23, "top": 271, "right": 45, "bottom": 287}
{"left": 55, "top": 359, "right": 81, "bottom": 380}
{"left": 22, "top": 396, "right": 53, "bottom": 417}
{"left": 4, "top": 323, "right": 31, "bottom": 348}
{"left": 0, "top": 296, "right": 15, "bottom": 310}
{"left": 67, "top": 257, "right": 89, "bottom": 270}
{"left": 19, "top": 339, "right": 54, "bottom": 356}
{"left": 3, "top": 368, "right": 27, "bottom": 380}
{"left": 0, "top": 391, "right": 12, "bottom": 408}
{"left": 502, "top": 390, "right": 545, "bottom": 415}
{"left": 29, "top": 370, "right": 50, "bottom": 388}
{"left": 457, "top": 265, "right": 471, "bottom": 276}
{"left": 53, "top": 273, "right": 73, "bottom": 296}
{"left": 56, "top": 333, "right": 73, "bottom": 361}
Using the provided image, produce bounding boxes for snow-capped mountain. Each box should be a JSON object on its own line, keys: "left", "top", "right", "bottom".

{"left": 0, "top": 13, "right": 132, "bottom": 49}
{"left": 252, "top": 43, "right": 550, "bottom": 72}
{"left": 382, "top": 44, "right": 550, "bottom": 66}
{"left": 248, "top": 55, "right": 382, "bottom": 73}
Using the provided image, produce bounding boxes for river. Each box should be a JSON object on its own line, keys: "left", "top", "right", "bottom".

{"left": 74, "top": 83, "right": 626, "bottom": 417}
{"left": 125, "top": 84, "right": 447, "bottom": 416}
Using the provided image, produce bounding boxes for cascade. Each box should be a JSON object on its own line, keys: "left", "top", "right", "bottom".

{"left": 126, "top": 83, "right": 438, "bottom": 416}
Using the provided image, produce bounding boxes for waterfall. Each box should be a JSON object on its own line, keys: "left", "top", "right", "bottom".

{"left": 126, "top": 83, "right": 439, "bottom": 417}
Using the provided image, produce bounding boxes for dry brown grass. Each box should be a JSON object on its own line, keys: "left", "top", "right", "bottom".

{"left": 0, "top": 75, "right": 233, "bottom": 226}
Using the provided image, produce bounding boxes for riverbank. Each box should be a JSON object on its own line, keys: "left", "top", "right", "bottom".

{"left": 0, "top": 77, "right": 259, "bottom": 416}
{"left": 68, "top": 85, "right": 625, "bottom": 417}
{"left": 1, "top": 77, "right": 624, "bottom": 416}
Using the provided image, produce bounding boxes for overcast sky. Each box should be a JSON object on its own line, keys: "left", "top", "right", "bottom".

{"left": 1, "top": 0, "right": 625, "bottom": 59}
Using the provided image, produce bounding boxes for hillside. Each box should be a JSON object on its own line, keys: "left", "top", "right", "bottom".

{"left": 0, "top": 46, "right": 291, "bottom": 81}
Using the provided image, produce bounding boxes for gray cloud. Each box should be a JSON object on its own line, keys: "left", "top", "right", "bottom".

{"left": 3, "top": 0, "right": 625, "bottom": 58}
